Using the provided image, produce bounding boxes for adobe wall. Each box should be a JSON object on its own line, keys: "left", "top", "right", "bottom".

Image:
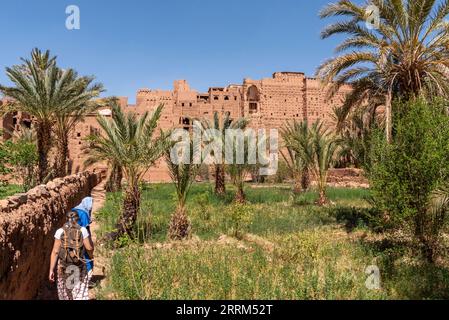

{"left": 0, "top": 170, "right": 105, "bottom": 300}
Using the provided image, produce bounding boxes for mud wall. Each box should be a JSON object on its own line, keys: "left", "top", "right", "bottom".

{"left": 0, "top": 170, "right": 104, "bottom": 300}
{"left": 326, "top": 168, "right": 369, "bottom": 188}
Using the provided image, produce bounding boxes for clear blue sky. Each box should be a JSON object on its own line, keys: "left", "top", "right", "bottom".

{"left": 0, "top": 0, "right": 346, "bottom": 103}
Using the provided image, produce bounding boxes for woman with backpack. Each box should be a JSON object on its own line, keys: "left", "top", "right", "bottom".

{"left": 49, "top": 211, "right": 94, "bottom": 300}
{"left": 71, "top": 197, "right": 94, "bottom": 279}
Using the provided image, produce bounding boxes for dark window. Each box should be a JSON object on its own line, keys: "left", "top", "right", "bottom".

{"left": 189, "top": 103, "right": 193, "bottom": 107}
{"left": 249, "top": 102, "right": 258, "bottom": 114}
{"left": 214, "top": 96, "right": 219, "bottom": 101}
{"left": 182, "top": 103, "right": 185, "bottom": 107}
{"left": 77, "top": 132, "right": 81, "bottom": 138}
{"left": 224, "top": 96, "right": 229, "bottom": 101}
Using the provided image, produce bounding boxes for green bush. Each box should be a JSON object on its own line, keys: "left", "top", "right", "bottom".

{"left": 224, "top": 203, "right": 253, "bottom": 239}
{"left": 368, "top": 98, "right": 449, "bottom": 260}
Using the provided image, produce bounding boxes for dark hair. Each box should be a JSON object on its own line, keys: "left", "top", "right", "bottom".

{"left": 67, "top": 210, "right": 79, "bottom": 225}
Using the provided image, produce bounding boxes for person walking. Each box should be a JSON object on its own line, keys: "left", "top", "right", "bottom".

{"left": 49, "top": 211, "right": 94, "bottom": 300}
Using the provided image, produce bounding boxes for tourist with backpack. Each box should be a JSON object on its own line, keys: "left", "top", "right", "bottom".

{"left": 73, "top": 196, "right": 93, "bottom": 233}
{"left": 49, "top": 211, "right": 94, "bottom": 300}
{"left": 72, "top": 196, "right": 94, "bottom": 279}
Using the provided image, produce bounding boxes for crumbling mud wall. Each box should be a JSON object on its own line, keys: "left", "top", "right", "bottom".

{"left": 326, "top": 168, "right": 369, "bottom": 188}
{"left": 0, "top": 170, "right": 104, "bottom": 300}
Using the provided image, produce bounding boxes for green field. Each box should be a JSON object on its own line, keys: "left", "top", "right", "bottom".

{"left": 95, "top": 184, "right": 449, "bottom": 300}
{"left": 0, "top": 184, "right": 21, "bottom": 200}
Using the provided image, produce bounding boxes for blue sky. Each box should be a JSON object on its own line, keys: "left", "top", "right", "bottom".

{"left": 0, "top": 0, "right": 346, "bottom": 102}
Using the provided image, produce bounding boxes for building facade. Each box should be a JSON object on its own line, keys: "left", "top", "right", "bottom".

{"left": 1, "top": 72, "right": 351, "bottom": 182}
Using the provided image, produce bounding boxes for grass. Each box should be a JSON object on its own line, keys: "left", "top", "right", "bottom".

{"left": 95, "top": 183, "right": 449, "bottom": 300}
{"left": 0, "top": 184, "right": 21, "bottom": 199}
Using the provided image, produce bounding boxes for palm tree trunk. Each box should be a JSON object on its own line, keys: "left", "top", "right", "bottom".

{"left": 116, "top": 182, "right": 141, "bottom": 237}
{"left": 235, "top": 184, "right": 246, "bottom": 204}
{"left": 385, "top": 90, "right": 392, "bottom": 144}
{"left": 293, "top": 171, "right": 302, "bottom": 194}
{"left": 168, "top": 205, "right": 191, "bottom": 240}
{"left": 301, "top": 168, "right": 310, "bottom": 190}
{"left": 36, "top": 120, "right": 52, "bottom": 183}
{"left": 215, "top": 164, "right": 226, "bottom": 196}
{"left": 317, "top": 187, "right": 328, "bottom": 206}
{"left": 106, "top": 163, "right": 123, "bottom": 192}
{"left": 55, "top": 134, "right": 69, "bottom": 178}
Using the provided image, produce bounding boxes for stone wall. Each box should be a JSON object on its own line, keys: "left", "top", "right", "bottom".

{"left": 0, "top": 170, "right": 104, "bottom": 300}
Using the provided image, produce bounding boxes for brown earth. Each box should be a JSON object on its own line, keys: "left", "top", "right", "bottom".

{"left": 0, "top": 170, "right": 105, "bottom": 300}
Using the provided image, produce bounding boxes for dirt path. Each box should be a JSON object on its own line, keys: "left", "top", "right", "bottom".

{"left": 88, "top": 181, "right": 107, "bottom": 300}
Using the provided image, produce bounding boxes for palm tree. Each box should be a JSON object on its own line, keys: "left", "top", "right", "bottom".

{"left": 317, "top": 0, "right": 449, "bottom": 142}
{"left": 333, "top": 105, "right": 380, "bottom": 168}
{"left": 53, "top": 73, "right": 104, "bottom": 177}
{"left": 85, "top": 101, "right": 170, "bottom": 239}
{"left": 200, "top": 111, "right": 249, "bottom": 196}
{"left": 165, "top": 138, "right": 200, "bottom": 240}
{"left": 0, "top": 49, "right": 58, "bottom": 182}
{"left": 226, "top": 133, "right": 261, "bottom": 204}
{"left": 309, "top": 121, "right": 341, "bottom": 206}
{"left": 280, "top": 120, "right": 313, "bottom": 193}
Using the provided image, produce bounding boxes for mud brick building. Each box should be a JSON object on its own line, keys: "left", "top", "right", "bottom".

{"left": 1, "top": 72, "right": 351, "bottom": 182}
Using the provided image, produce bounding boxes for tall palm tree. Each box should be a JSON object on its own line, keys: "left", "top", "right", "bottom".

{"left": 0, "top": 49, "right": 58, "bottom": 182}
{"left": 280, "top": 120, "right": 313, "bottom": 193}
{"left": 53, "top": 73, "right": 104, "bottom": 177}
{"left": 165, "top": 138, "right": 200, "bottom": 240}
{"left": 85, "top": 101, "right": 170, "bottom": 239}
{"left": 317, "top": 0, "right": 449, "bottom": 142}
{"left": 309, "top": 121, "right": 341, "bottom": 206}
{"left": 200, "top": 111, "right": 249, "bottom": 196}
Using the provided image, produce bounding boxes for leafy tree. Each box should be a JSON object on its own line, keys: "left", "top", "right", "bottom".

{"left": 369, "top": 98, "right": 449, "bottom": 262}
{"left": 4, "top": 139, "right": 38, "bottom": 191}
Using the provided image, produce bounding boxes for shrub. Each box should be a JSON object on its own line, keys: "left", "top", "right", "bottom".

{"left": 225, "top": 203, "right": 253, "bottom": 239}
{"left": 368, "top": 98, "right": 449, "bottom": 261}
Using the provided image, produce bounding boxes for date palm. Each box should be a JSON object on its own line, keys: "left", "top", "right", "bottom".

{"left": 317, "top": 0, "right": 449, "bottom": 142}
{"left": 309, "top": 121, "right": 341, "bottom": 206}
{"left": 200, "top": 111, "right": 249, "bottom": 196}
{"left": 165, "top": 137, "right": 200, "bottom": 240}
{"left": 53, "top": 73, "right": 104, "bottom": 177}
{"left": 85, "top": 100, "right": 170, "bottom": 239}
{"left": 280, "top": 120, "right": 313, "bottom": 193}
{"left": 0, "top": 49, "right": 58, "bottom": 182}
{"left": 227, "top": 143, "right": 252, "bottom": 204}
{"left": 333, "top": 105, "right": 380, "bottom": 168}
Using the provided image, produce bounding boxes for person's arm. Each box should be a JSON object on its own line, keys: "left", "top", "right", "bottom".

{"left": 83, "top": 236, "right": 94, "bottom": 259}
{"left": 49, "top": 240, "right": 61, "bottom": 282}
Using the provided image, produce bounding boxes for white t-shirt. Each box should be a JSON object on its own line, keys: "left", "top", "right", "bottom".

{"left": 55, "top": 227, "right": 89, "bottom": 240}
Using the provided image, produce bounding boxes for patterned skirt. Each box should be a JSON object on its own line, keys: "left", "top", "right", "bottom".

{"left": 56, "top": 261, "right": 89, "bottom": 300}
